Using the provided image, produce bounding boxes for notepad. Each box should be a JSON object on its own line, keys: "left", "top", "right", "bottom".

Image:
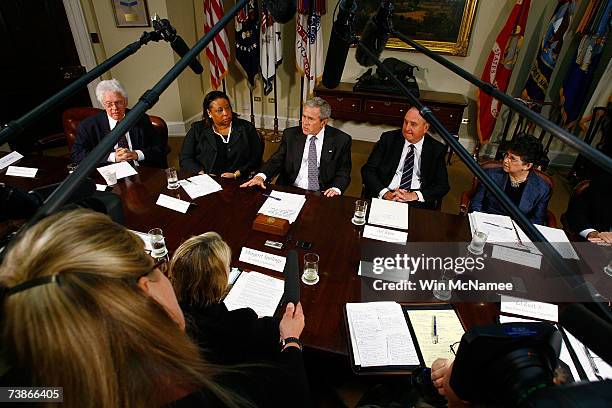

{"left": 406, "top": 308, "right": 465, "bottom": 366}
{"left": 258, "top": 190, "right": 306, "bottom": 224}
{"left": 368, "top": 198, "right": 409, "bottom": 230}
{"left": 224, "top": 271, "right": 284, "bottom": 317}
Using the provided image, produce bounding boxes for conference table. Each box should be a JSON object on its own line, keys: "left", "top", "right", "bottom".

{"left": 2, "top": 155, "right": 609, "bottom": 359}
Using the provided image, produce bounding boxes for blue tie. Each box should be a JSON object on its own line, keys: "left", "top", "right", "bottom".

{"left": 399, "top": 144, "right": 415, "bottom": 190}
{"left": 307, "top": 136, "right": 319, "bottom": 190}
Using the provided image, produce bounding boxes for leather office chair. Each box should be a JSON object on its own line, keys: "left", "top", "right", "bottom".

{"left": 560, "top": 179, "right": 590, "bottom": 241}
{"left": 62, "top": 107, "right": 170, "bottom": 166}
{"left": 459, "top": 161, "right": 557, "bottom": 227}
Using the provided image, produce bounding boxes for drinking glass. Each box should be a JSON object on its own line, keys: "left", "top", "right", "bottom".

{"left": 467, "top": 230, "right": 488, "bottom": 255}
{"left": 352, "top": 200, "right": 368, "bottom": 226}
{"left": 302, "top": 253, "right": 320, "bottom": 285}
{"left": 166, "top": 167, "right": 179, "bottom": 190}
{"left": 148, "top": 228, "right": 168, "bottom": 258}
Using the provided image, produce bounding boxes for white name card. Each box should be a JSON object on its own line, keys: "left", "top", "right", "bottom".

{"left": 363, "top": 225, "right": 408, "bottom": 245}
{"left": 239, "top": 247, "right": 286, "bottom": 273}
{"left": 0, "top": 151, "right": 24, "bottom": 170}
{"left": 500, "top": 295, "right": 558, "bottom": 322}
{"left": 97, "top": 161, "right": 138, "bottom": 180}
{"left": 156, "top": 194, "right": 190, "bottom": 213}
{"left": 6, "top": 166, "right": 37, "bottom": 178}
{"left": 491, "top": 245, "right": 542, "bottom": 269}
{"left": 95, "top": 184, "right": 108, "bottom": 191}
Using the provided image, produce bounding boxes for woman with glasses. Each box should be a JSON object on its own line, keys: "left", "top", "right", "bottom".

{"left": 168, "top": 232, "right": 285, "bottom": 364}
{"left": 0, "top": 209, "right": 309, "bottom": 407}
{"left": 469, "top": 134, "right": 551, "bottom": 225}
{"left": 179, "top": 91, "right": 263, "bottom": 179}
{"left": 71, "top": 79, "right": 166, "bottom": 168}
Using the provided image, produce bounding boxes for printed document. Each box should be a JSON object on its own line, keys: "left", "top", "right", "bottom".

{"left": 346, "top": 302, "right": 419, "bottom": 367}
{"left": 97, "top": 161, "right": 138, "bottom": 180}
{"left": 368, "top": 198, "right": 409, "bottom": 230}
{"left": 224, "top": 271, "right": 284, "bottom": 317}
{"left": 179, "top": 174, "right": 222, "bottom": 199}
{"left": 258, "top": 190, "right": 306, "bottom": 224}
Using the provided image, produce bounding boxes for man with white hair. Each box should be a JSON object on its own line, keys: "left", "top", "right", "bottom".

{"left": 71, "top": 79, "right": 165, "bottom": 168}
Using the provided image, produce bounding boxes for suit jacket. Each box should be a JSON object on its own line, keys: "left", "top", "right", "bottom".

{"left": 361, "top": 131, "right": 450, "bottom": 205}
{"left": 469, "top": 167, "right": 552, "bottom": 225}
{"left": 566, "top": 175, "right": 612, "bottom": 235}
{"left": 179, "top": 118, "right": 263, "bottom": 176}
{"left": 261, "top": 126, "right": 352, "bottom": 192}
{"left": 71, "top": 111, "right": 166, "bottom": 168}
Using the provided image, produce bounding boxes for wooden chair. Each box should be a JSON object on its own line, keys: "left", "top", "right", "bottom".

{"left": 459, "top": 161, "right": 557, "bottom": 227}
{"left": 62, "top": 107, "right": 170, "bottom": 165}
{"left": 560, "top": 179, "right": 591, "bottom": 241}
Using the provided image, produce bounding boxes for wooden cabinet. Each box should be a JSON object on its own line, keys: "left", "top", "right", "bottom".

{"left": 315, "top": 83, "right": 467, "bottom": 135}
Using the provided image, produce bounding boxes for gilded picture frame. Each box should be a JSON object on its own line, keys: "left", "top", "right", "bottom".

{"left": 111, "top": 0, "right": 150, "bottom": 28}
{"left": 354, "top": 0, "right": 479, "bottom": 56}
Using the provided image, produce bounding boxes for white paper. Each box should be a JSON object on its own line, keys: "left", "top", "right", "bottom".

{"left": 179, "top": 174, "right": 222, "bottom": 199}
{"left": 228, "top": 268, "right": 242, "bottom": 285}
{"left": 491, "top": 245, "right": 542, "bottom": 269}
{"left": 469, "top": 212, "right": 520, "bottom": 244}
{"left": 6, "top": 166, "right": 37, "bottom": 178}
{"left": 534, "top": 225, "right": 579, "bottom": 260}
{"left": 156, "top": 194, "right": 190, "bottom": 213}
{"left": 0, "top": 151, "right": 23, "bottom": 170}
{"left": 224, "top": 271, "right": 284, "bottom": 317}
{"left": 368, "top": 198, "right": 409, "bottom": 230}
{"left": 95, "top": 184, "right": 107, "bottom": 191}
{"left": 565, "top": 329, "right": 612, "bottom": 381}
{"left": 406, "top": 309, "right": 465, "bottom": 366}
{"left": 97, "top": 161, "right": 138, "bottom": 180}
{"left": 129, "top": 229, "right": 153, "bottom": 252}
{"left": 363, "top": 225, "right": 408, "bottom": 245}
{"left": 346, "top": 302, "right": 420, "bottom": 367}
{"left": 500, "top": 295, "right": 558, "bottom": 322}
{"left": 258, "top": 190, "right": 306, "bottom": 224}
{"left": 238, "top": 247, "right": 286, "bottom": 273}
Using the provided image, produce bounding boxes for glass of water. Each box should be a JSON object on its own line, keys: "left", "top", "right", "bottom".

{"left": 467, "top": 230, "right": 488, "bottom": 255}
{"left": 302, "top": 253, "right": 319, "bottom": 285}
{"left": 148, "top": 228, "right": 168, "bottom": 258}
{"left": 166, "top": 167, "right": 179, "bottom": 190}
{"left": 352, "top": 200, "right": 368, "bottom": 226}
{"left": 433, "top": 268, "right": 453, "bottom": 301}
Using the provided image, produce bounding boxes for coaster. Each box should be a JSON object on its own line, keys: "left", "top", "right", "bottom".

{"left": 351, "top": 217, "right": 366, "bottom": 226}
{"left": 467, "top": 244, "right": 483, "bottom": 255}
{"left": 301, "top": 274, "right": 319, "bottom": 285}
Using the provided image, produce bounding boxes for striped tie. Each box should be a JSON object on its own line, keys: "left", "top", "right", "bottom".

{"left": 399, "top": 144, "right": 415, "bottom": 190}
{"left": 307, "top": 136, "right": 319, "bottom": 190}
{"left": 117, "top": 133, "right": 129, "bottom": 149}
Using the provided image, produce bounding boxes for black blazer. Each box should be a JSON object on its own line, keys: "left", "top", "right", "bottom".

{"left": 566, "top": 175, "right": 612, "bottom": 235}
{"left": 361, "top": 131, "right": 450, "bottom": 204}
{"left": 261, "top": 125, "right": 352, "bottom": 192}
{"left": 71, "top": 111, "right": 166, "bottom": 168}
{"left": 179, "top": 118, "right": 263, "bottom": 177}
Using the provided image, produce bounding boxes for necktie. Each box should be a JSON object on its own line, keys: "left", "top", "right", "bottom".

{"left": 399, "top": 144, "right": 415, "bottom": 190}
{"left": 117, "top": 133, "right": 129, "bottom": 149}
{"left": 307, "top": 136, "right": 319, "bottom": 191}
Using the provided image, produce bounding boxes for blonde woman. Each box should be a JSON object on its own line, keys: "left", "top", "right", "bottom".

{"left": 170, "top": 232, "right": 282, "bottom": 364}
{"left": 0, "top": 210, "right": 308, "bottom": 407}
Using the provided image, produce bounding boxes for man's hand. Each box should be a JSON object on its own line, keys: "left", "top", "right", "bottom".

{"left": 431, "top": 358, "right": 470, "bottom": 407}
{"left": 382, "top": 190, "right": 399, "bottom": 201}
{"left": 115, "top": 148, "right": 138, "bottom": 162}
{"left": 323, "top": 188, "right": 340, "bottom": 197}
{"left": 394, "top": 189, "right": 419, "bottom": 202}
{"left": 240, "top": 175, "right": 266, "bottom": 189}
{"left": 587, "top": 231, "right": 612, "bottom": 244}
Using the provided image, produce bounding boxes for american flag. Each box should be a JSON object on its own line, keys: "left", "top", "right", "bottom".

{"left": 203, "top": 0, "right": 230, "bottom": 90}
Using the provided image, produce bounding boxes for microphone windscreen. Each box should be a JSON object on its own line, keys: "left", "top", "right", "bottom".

{"left": 283, "top": 250, "right": 300, "bottom": 305}
{"left": 355, "top": 2, "right": 393, "bottom": 67}
{"left": 322, "top": 23, "right": 352, "bottom": 88}
{"left": 267, "top": 0, "right": 297, "bottom": 24}
{"left": 560, "top": 303, "right": 612, "bottom": 365}
{"left": 171, "top": 35, "right": 204, "bottom": 74}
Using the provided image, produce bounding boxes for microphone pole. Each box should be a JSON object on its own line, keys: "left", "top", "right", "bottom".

{"left": 0, "top": 25, "right": 170, "bottom": 146}
{"left": 391, "top": 30, "right": 612, "bottom": 176}
{"left": 356, "top": 42, "right": 607, "bottom": 312}
{"left": 25, "top": 0, "right": 248, "bottom": 226}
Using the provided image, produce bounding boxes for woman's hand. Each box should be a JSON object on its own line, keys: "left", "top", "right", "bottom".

{"left": 280, "top": 302, "right": 305, "bottom": 341}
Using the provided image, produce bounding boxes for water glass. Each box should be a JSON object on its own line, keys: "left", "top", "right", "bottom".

{"left": 166, "top": 167, "right": 179, "bottom": 190}
{"left": 352, "top": 200, "right": 368, "bottom": 226}
{"left": 148, "top": 228, "right": 168, "bottom": 258}
{"left": 433, "top": 269, "right": 453, "bottom": 301}
{"left": 103, "top": 169, "right": 117, "bottom": 186}
{"left": 468, "top": 230, "right": 488, "bottom": 255}
{"left": 302, "top": 253, "right": 320, "bottom": 285}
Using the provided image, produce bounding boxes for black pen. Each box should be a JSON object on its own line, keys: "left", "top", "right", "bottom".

{"left": 262, "top": 193, "right": 281, "bottom": 201}
{"left": 189, "top": 202, "right": 198, "bottom": 207}
{"left": 482, "top": 221, "right": 513, "bottom": 230}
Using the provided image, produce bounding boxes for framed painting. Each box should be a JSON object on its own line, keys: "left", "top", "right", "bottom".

{"left": 354, "top": 0, "right": 479, "bottom": 56}
{"left": 111, "top": 0, "right": 150, "bottom": 28}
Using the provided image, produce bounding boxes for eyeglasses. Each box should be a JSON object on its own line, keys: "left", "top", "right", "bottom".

{"left": 503, "top": 152, "right": 523, "bottom": 164}
{"left": 103, "top": 100, "right": 125, "bottom": 108}
{"left": 138, "top": 256, "right": 169, "bottom": 279}
{"left": 450, "top": 341, "right": 461, "bottom": 355}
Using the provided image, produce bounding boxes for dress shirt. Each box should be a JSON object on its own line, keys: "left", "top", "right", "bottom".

{"left": 106, "top": 115, "right": 145, "bottom": 165}
{"left": 378, "top": 137, "right": 425, "bottom": 201}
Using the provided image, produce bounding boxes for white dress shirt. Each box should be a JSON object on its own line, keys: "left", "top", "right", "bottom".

{"left": 378, "top": 137, "right": 425, "bottom": 202}
{"left": 106, "top": 115, "right": 145, "bottom": 164}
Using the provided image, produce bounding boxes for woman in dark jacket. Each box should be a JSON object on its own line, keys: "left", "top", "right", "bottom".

{"left": 179, "top": 91, "right": 263, "bottom": 179}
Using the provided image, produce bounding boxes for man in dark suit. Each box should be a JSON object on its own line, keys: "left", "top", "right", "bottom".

{"left": 241, "top": 97, "right": 352, "bottom": 197}
{"left": 361, "top": 107, "right": 450, "bottom": 209}
{"left": 71, "top": 79, "right": 166, "bottom": 168}
{"left": 566, "top": 173, "right": 612, "bottom": 243}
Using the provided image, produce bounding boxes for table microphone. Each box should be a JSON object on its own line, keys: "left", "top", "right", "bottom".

{"left": 282, "top": 250, "right": 300, "bottom": 305}
{"left": 355, "top": 0, "right": 394, "bottom": 67}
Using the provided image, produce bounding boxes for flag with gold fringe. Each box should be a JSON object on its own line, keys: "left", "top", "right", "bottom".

{"left": 203, "top": 0, "right": 230, "bottom": 90}
{"left": 235, "top": 0, "right": 260, "bottom": 88}
{"left": 296, "top": 0, "right": 326, "bottom": 103}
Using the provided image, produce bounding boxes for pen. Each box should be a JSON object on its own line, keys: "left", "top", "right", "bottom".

{"left": 482, "top": 221, "right": 513, "bottom": 230}
{"left": 584, "top": 345, "right": 603, "bottom": 380}
{"left": 185, "top": 179, "right": 195, "bottom": 184}
{"left": 189, "top": 202, "right": 198, "bottom": 207}
{"left": 510, "top": 220, "right": 526, "bottom": 247}
{"left": 432, "top": 315, "right": 438, "bottom": 344}
{"left": 263, "top": 193, "right": 281, "bottom": 201}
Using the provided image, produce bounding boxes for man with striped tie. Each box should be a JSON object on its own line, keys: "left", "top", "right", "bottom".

{"left": 361, "top": 107, "right": 449, "bottom": 209}
{"left": 241, "top": 97, "right": 352, "bottom": 197}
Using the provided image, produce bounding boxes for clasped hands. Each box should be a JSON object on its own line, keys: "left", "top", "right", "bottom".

{"left": 115, "top": 148, "right": 138, "bottom": 162}
{"left": 383, "top": 189, "right": 419, "bottom": 202}
{"left": 586, "top": 231, "right": 612, "bottom": 245}
{"left": 240, "top": 176, "right": 340, "bottom": 197}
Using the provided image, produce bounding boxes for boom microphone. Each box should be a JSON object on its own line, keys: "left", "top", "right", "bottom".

{"left": 560, "top": 303, "right": 612, "bottom": 365}
{"left": 282, "top": 250, "right": 300, "bottom": 305}
{"left": 266, "top": 0, "right": 297, "bottom": 24}
{"left": 355, "top": 0, "right": 393, "bottom": 67}
{"left": 152, "top": 17, "right": 204, "bottom": 75}
{"left": 322, "top": 0, "right": 357, "bottom": 89}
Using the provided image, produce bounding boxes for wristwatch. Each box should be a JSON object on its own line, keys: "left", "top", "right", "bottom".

{"left": 280, "top": 337, "right": 303, "bottom": 351}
